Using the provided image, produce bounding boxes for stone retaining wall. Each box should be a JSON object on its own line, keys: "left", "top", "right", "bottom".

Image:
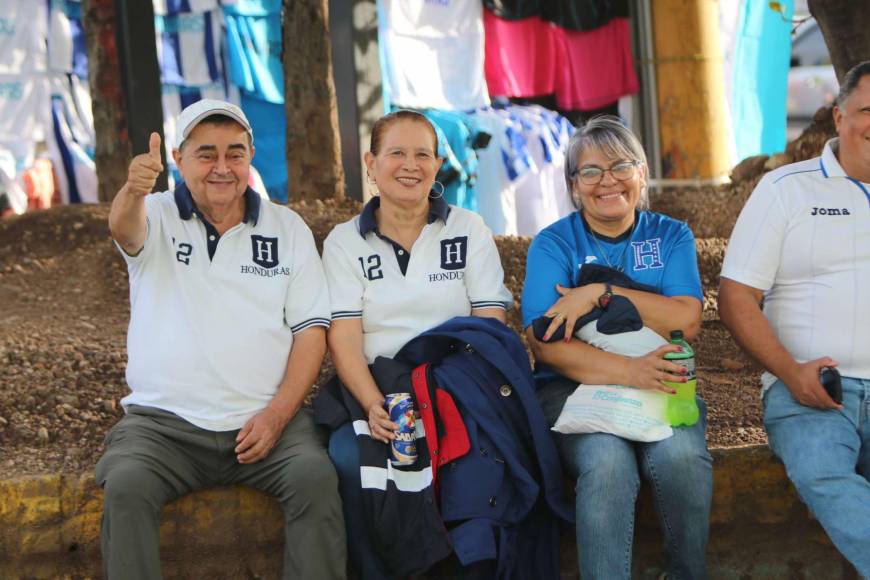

{"left": 0, "top": 445, "right": 856, "bottom": 579}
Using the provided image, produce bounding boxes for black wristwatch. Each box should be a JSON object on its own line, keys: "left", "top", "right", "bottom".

{"left": 598, "top": 283, "right": 614, "bottom": 310}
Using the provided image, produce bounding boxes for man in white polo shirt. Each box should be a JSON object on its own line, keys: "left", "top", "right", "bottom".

{"left": 719, "top": 61, "right": 870, "bottom": 576}
{"left": 97, "top": 99, "right": 345, "bottom": 579}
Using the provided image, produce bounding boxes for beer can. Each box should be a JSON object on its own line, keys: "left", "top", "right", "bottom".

{"left": 385, "top": 393, "right": 417, "bottom": 466}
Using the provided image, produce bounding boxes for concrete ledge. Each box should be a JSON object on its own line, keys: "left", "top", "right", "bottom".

{"left": 0, "top": 446, "right": 856, "bottom": 579}
{"left": 629, "top": 445, "right": 856, "bottom": 579}
{"left": 0, "top": 474, "right": 284, "bottom": 578}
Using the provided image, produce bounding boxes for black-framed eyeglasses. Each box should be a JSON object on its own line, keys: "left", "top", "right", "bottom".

{"left": 573, "top": 160, "right": 640, "bottom": 185}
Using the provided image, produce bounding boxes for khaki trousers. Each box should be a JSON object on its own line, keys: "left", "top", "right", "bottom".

{"left": 96, "top": 405, "right": 347, "bottom": 579}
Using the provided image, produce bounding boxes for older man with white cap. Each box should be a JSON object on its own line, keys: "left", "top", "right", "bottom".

{"left": 99, "top": 99, "right": 346, "bottom": 578}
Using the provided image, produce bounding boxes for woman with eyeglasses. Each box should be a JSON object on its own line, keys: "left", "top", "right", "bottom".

{"left": 520, "top": 116, "right": 712, "bottom": 579}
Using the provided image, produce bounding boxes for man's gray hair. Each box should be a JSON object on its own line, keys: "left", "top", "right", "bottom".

{"left": 564, "top": 115, "right": 649, "bottom": 210}
{"left": 835, "top": 60, "right": 870, "bottom": 107}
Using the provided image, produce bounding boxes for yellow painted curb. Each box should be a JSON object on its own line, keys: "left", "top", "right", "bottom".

{"left": 0, "top": 446, "right": 854, "bottom": 578}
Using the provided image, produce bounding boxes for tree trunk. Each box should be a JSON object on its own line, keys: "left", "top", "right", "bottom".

{"left": 282, "top": 0, "right": 346, "bottom": 201}
{"left": 808, "top": 0, "right": 870, "bottom": 83}
{"left": 82, "top": 0, "right": 131, "bottom": 202}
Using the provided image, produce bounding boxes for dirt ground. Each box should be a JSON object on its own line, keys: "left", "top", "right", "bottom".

{"left": 0, "top": 111, "right": 836, "bottom": 477}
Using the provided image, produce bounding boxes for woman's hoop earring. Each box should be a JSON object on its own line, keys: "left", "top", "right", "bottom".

{"left": 366, "top": 174, "right": 379, "bottom": 196}
{"left": 430, "top": 180, "right": 445, "bottom": 199}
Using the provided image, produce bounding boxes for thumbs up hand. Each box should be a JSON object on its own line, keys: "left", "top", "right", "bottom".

{"left": 125, "top": 132, "right": 164, "bottom": 197}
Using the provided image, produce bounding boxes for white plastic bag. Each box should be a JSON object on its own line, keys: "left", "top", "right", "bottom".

{"left": 552, "top": 384, "right": 673, "bottom": 442}
{"left": 551, "top": 316, "right": 676, "bottom": 441}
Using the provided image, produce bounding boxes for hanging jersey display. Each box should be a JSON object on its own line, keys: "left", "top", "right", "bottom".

{"left": 553, "top": 17, "right": 639, "bottom": 111}
{"left": 505, "top": 106, "right": 567, "bottom": 235}
{"left": 0, "top": 2, "right": 47, "bottom": 75}
{"left": 0, "top": 75, "right": 51, "bottom": 145}
{"left": 50, "top": 75, "right": 95, "bottom": 155}
{"left": 156, "top": 10, "right": 224, "bottom": 87}
{"left": 223, "top": 4, "right": 283, "bottom": 104}
{"left": 481, "top": 105, "right": 573, "bottom": 236}
{"left": 483, "top": 10, "right": 556, "bottom": 99}
{"left": 49, "top": 94, "right": 97, "bottom": 205}
{"left": 48, "top": 1, "right": 88, "bottom": 78}
{"left": 507, "top": 113, "right": 555, "bottom": 235}
{"left": 470, "top": 108, "right": 520, "bottom": 236}
{"left": 3, "top": 0, "right": 295, "bottom": 211}
{"left": 379, "top": 0, "right": 490, "bottom": 110}
{"left": 425, "top": 110, "right": 489, "bottom": 212}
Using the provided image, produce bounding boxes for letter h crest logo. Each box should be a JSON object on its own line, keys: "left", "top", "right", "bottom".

{"left": 251, "top": 235, "right": 279, "bottom": 268}
{"left": 440, "top": 236, "right": 467, "bottom": 270}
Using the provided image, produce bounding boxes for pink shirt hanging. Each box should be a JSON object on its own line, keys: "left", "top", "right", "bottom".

{"left": 553, "top": 17, "right": 639, "bottom": 111}
{"left": 483, "top": 9, "right": 556, "bottom": 99}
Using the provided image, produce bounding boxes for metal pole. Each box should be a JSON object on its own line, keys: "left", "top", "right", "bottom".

{"left": 638, "top": 0, "right": 663, "bottom": 185}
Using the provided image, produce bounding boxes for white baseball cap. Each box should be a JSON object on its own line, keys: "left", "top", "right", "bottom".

{"left": 176, "top": 99, "right": 253, "bottom": 146}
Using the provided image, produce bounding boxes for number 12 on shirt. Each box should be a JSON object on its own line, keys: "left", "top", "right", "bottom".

{"left": 358, "top": 254, "right": 384, "bottom": 281}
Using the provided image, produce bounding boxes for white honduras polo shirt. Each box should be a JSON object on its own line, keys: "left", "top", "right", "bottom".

{"left": 118, "top": 185, "right": 330, "bottom": 431}
{"left": 323, "top": 196, "right": 513, "bottom": 363}
{"left": 722, "top": 139, "right": 870, "bottom": 391}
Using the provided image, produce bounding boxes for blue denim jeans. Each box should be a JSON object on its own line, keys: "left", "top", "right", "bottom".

{"left": 763, "top": 377, "right": 870, "bottom": 577}
{"left": 328, "top": 422, "right": 395, "bottom": 580}
{"left": 538, "top": 377, "right": 713, "bottom": 580}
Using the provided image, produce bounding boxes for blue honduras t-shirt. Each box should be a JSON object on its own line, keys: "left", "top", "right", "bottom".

{"left": 521, "top": 209, "right": 703, "bottom": 342}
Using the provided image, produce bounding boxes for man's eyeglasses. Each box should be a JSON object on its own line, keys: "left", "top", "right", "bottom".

{"left": 573, "top": 160, "right": 640, "bottom": 185}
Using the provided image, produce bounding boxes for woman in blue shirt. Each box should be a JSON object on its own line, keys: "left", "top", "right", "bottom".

{"left": 521, "top": 116, "right": 712, "bottom": 579}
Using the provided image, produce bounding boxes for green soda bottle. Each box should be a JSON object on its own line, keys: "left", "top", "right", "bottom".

{"left": 663, "top": 330, "right": 699, "bottom": 427}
